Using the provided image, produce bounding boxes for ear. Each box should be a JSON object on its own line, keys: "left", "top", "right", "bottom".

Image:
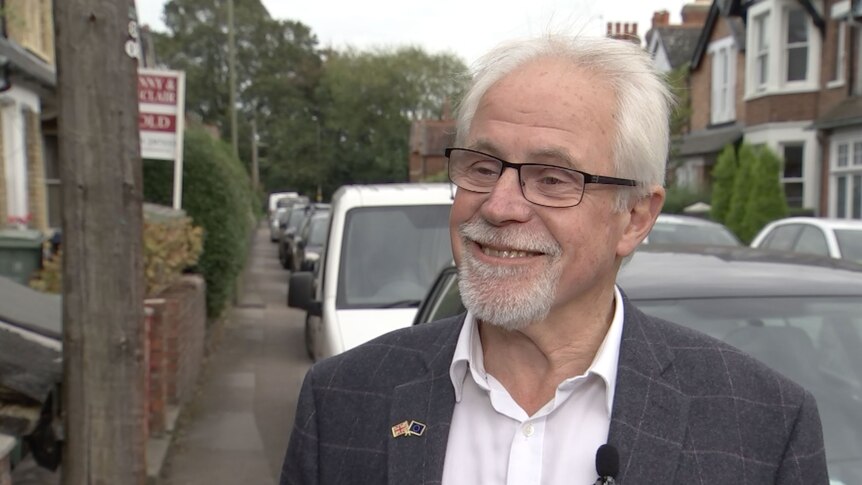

{"left": 616, "top": 186, "right": 665, "bottom": 258}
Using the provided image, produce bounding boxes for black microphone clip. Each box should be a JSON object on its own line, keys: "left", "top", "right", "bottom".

{"left": 593, "top": 444, "right": 619, "bottom": 485}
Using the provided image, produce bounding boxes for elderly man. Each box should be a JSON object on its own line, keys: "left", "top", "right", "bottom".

{"left": 280, "top": 35, "right": 827, "bottom": 484}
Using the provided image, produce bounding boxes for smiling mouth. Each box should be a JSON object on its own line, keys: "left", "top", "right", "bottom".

{"left": 478, "top": 242, "right": 544, "bottom": 259}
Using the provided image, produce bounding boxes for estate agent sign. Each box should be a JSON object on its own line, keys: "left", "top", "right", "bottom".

{"left": 138, "top": 68, "right": 186, "bottom": 209}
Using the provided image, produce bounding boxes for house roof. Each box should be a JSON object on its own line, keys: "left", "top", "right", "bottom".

{"left": 810, "top": 96, "right": 862, "bottom": 130}
{"left": 691, "top": 2, "right": 746, "bottom": 70}
{"left": 653, "top": 26, "right": 703, "bottom": 69}
{"left": 675, "top": 123, "right": 744, "bottom": 156}
{"left": 0, "top": 36, "right": 56, "bottom": 89}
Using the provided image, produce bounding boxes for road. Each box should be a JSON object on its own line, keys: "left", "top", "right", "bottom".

{"left": 161, "top": 226, "right": 311, "bottom": 484}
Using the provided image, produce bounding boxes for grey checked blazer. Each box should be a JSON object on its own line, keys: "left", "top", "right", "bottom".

{"left": 280, "top": 298, "right": 828, "bottom": 484}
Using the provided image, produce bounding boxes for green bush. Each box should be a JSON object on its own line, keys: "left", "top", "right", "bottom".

{"left": 725, "top": 143, "right": 756, "bottom": 238}
{"left": 143, "top": 126, "right": 255, "bottom": 317}
{"left": 710, "top": 144, "right": 737, "bottom": 224}
{"left": 663, "top": 186, "right": 710, "bottom": 214}
{"left": 739, "top": 146, "right": 789, "bottom": 243}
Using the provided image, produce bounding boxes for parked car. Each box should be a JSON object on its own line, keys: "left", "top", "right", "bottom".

{"left": 412, "top": 246, "right": 862, "bottom": 483}
{"left": 288, "top": 183, "right": 454, "bottom": 361}
{"left": 279, "top": 203, "right": 330, "bottom": 271}
{"left": 291, "top": 210, "right": 331, "bottom": 273}
{"left": 267, "top": 192, "right": 300, "bottom": 241}
{"left": 643, "top": 214, "right": 740, "bottom": 246}
{"left": 751, "top": 217, "right": 862, "bottom": 263}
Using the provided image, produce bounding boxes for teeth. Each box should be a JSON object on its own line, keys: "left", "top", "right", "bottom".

{"left": 481, "top": 246, "right": 532, "bottom": 258}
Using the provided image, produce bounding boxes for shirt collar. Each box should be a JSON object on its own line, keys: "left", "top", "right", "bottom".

{"left": 449, "top": 285, "right": 626, "bottom": 414}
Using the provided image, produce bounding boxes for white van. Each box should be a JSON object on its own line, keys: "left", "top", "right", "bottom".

{"left": 288, "top": 183, "right": 454, "bottom": 361}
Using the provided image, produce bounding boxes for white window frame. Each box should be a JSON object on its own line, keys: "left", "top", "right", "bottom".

{"left": 828, "top": 18, "right": 846, "bottom": 87}
{"left": 709, "top": 38, "right": 737, "bottom": 124}
{"left": 829, "top": 130, "right": 862, "bottom": 218}
{"left": 745, "top": 123, "right": 820, "bottom": 211}
{"left": 745, "top": 0, "right": 821, "bottom": 99}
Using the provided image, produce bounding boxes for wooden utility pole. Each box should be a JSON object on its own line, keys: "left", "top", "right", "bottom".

{"left": 54, "top": 1, "right": 146, "bottom": 483}
{"left": 251, "top": 117, "right": 259, "bottom": 190}
{"left": 227, "top": 0, "right": 239, "bottom": 158}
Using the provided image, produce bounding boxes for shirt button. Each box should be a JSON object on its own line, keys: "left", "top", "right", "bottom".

{"left": 522, "top": 423, "right": 534, "bottom": 437}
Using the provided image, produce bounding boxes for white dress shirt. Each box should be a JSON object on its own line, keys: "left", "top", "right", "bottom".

{"left": 441, "top": 286, "right": 625, "bottom": 485}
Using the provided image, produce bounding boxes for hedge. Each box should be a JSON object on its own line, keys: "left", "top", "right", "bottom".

{"left": 143, "top": 125, "right": 255, "bottom": 317}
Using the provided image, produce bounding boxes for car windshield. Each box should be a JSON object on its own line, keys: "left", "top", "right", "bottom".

{"left": 308, "top": 216, "right": 329, "bottom": 246}
{"left": 338, "top": 205, "right": 452, "bottom": 308}
{"left": 648, "top": 222, "right": 739, "bottom": 246}
{"left": 287, "top": 207, "right": 307, "bottom": 230}
{"left": 835, "top": 229, "right": 862, "bottom": 263}
{"left": 635, "top": 296, "right": 862, "bottom": 484}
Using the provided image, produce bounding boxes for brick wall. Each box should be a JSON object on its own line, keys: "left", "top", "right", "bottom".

{"left": 745, "top": 92, "right": 820, "bottom": 126}
{"left": 143, "top": 274, "right": 206, "bottom": 436}
{"left": 24, "top": 109, "right": 48, "bottom": 233}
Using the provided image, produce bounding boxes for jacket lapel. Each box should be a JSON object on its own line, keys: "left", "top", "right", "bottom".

{"left": 608, "top": 301, "right": 690, "bottom": 484}
{"left": 388, "top": 316, "right": 463, "bottom": 484}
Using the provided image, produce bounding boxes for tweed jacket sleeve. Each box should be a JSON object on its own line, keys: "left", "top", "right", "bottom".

{"left": 608, "top": 301, "right": 829, "bottom": 484}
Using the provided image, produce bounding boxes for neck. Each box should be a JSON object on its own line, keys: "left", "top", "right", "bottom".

{"left": 479, "top": 286, "right": 617, "bottom": 415}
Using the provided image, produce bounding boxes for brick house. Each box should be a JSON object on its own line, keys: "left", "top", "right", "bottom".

{"left": 810, "top": 0, "right": 862, "bottom": 218}
{"left": 646, "top": 2, "right": 711, "bottom": 74}
{"left": 674, "top": 0, "right": 747, "bottom": 190}
{"left": 677, "top": 0, "right": 862, "bottom": 218}
{"left": 0, "top": 0, "right": 56, "bottom": 232}
{"left": 408, "top": 117, "right": 455, "bottom": 182}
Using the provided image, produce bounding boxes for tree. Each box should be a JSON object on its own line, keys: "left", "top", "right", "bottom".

{"left": 740, "top": 146, "right": 789, "bottom": 243}
{"left": 313, "top": 47, "right": 467, "bottom": 198}
{"left": 153, "top": 0, "right": 323, "bottom": 191}
{"left": 725, "top": 143, "right": 756, "bottom": 238}
{"left": 710, "top": 144, "right": 737, "bottom": 224}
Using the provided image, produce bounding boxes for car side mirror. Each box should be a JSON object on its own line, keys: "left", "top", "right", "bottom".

{"left": 288, "top": 271, "right": 321, "bottom": 316}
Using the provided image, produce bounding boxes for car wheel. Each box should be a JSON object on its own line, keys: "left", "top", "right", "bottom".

{"left": 304, "top": 316, "right": 315, "bottom": 362}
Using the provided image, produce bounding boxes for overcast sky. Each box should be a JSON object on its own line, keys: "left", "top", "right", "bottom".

{"left": 135, "top": 0, "right": 693, "bottom": 65}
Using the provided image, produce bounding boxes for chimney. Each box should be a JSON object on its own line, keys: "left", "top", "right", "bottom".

{"left": 681, "top": 2, "right": 710, "bottom": 25}
{"left": 652, "top": 10, "right": 670, "bottom": 30}
{"left": 606, "top": 21, "right": 641, "bottom": 44}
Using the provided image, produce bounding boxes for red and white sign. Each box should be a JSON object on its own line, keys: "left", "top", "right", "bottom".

{"left": 138, "top": 68, "right": 185, "bottom": 208}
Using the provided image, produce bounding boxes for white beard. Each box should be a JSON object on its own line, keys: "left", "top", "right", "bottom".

{"left": 457, "top": 218, "right": 563, "bottom": 331}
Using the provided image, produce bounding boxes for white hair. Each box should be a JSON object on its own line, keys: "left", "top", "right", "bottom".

{"left": 455, "top": 34, "right": 674, "bottom": 211}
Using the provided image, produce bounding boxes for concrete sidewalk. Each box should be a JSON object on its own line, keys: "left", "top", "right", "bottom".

{"left": 158, "top": 226, "right": 311, "bottom": 484}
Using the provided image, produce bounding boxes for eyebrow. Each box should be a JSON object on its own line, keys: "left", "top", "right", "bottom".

{"left": 468, "top": 139, "right": 583, "bottom": 170}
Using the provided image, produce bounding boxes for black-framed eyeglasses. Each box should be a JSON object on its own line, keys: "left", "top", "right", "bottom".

{"left": 444, "top": 147, "right": 640, "bottom": 208}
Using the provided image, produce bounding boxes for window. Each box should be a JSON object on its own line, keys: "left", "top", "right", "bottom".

{"left": 746, "top": 1, "right": 820, "bottom": 97}
{"left": 782, "top": 143, "right": 805, "bottom": 208}
{"left": 785, "top": 8, "right": 809, "bottom": 82}
{"left": 710, "top": 41, "right": 736, "bottom": 124}
{"left": 831, "top": 22, "right": 846, "bottom": 84}
{"left": 762, "top": 224, "right": 802, "bottom": 250}
{"left": 831, "top": 138, "right": 862, "bottom": 219}
{"left": 795, "top": 226, "right": 829, "bottom": 256}
{"left": 754, "top": 13, "right": 770, "bottom": 89}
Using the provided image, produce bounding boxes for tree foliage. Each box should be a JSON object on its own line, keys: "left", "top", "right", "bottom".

{"left": 714, "top": 143, "right": 790, "bottom": 243}
{"left": 312, "top": 47, "right": 467, "bottom": 198}
{"left": 740, "top": 146, "right": 789, "bottom": 243}
{"left": 724, "top": 143, "right": 755, "bottom": 238}
{"left": 710, "top": 144, "right": 737, "bottom": 223}
{"left": 153, "top": 0, "right": 323, "bottom": 193}
{"left": 151, "top": 1, "right": 468, "bottom": 201}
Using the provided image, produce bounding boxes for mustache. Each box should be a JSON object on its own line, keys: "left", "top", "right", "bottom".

{"left": 459, "top": 218, "right": 562, "bottom": 256}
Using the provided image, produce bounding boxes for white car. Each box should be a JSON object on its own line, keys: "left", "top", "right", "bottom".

{"left": 750, "top": 217, "right": 862, "bottom": 263}
{"left": 643, "top": 214, "right": 740, "bottom": 246}
{"left": 288, "top": 183, "right": 454, "bottom": 361}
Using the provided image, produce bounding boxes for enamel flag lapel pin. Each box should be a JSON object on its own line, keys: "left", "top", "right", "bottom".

{"left": 391, "top": 420, "right": 426, "bottom": 438}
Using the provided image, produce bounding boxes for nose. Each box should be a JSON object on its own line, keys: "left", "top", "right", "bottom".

{"left": 479, "top": 166, "right": 532, "bottom": 224}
